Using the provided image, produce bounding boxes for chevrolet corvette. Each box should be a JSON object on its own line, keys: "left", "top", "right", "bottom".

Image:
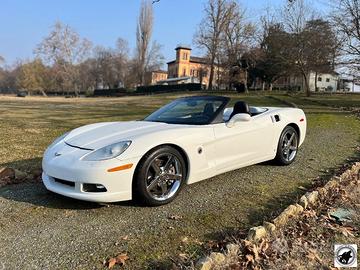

{"left": 42, "top": 95, "right": 306, "bottom": 205}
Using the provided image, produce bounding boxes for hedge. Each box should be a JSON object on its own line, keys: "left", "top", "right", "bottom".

{"left": 136, "top": 83, "right": 203, "bottom": 93}
{"left": 93, "top": 88, "right": 128, "bottom": 97}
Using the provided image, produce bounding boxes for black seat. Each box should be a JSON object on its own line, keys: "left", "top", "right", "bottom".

{"left": 229, "top": 101, "right": 250, "bottom": 119}
{"left": 203, "top": 103, "right": 215, "bottom": 118}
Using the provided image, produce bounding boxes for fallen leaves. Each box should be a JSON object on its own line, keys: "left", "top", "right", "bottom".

{"left": 168, "top": 215, "right": 182, "bottom": 220}
{"left": 120, "top": 235, "right": 129, "bottom": 241}
{"left": 306, "top": 248, "right": 322, "bottom": 263}
{"left": 0, "top": 167, "right": 15, "bottom": 179}
{"left": 106, "top": 253, "right": 129, "bottom": 269}
{"left": 0, "top": 167, "right": 40, "bottom": 187}
{"left": 240, "top": 239, "right": 272, "bottom": 268}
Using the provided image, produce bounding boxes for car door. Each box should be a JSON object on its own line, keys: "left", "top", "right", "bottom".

{"left": 212, "top": 114, "right": 275, "bottom": 172}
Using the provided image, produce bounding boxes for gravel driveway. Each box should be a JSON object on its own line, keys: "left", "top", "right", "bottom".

{"left": 0, "top": 96, "right": 359, "bottom": 269}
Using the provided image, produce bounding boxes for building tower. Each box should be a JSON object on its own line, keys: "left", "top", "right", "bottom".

{"left": 175, "top": 46, "right": 191, "bottom": 77}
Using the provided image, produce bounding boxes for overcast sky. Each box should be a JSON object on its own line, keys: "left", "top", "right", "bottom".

{"left": 0, "top": 0, "right": 332, "bottom": 66}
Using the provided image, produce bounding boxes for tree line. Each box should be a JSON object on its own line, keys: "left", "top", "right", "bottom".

{"left": 0, "top": 0, "right": 162, "bottom": 96}
{"left": 194, "top": 0, "right": 359, "bottom": 96}
{"left": 0, "top": 0, "right": 359, "bottom": 96}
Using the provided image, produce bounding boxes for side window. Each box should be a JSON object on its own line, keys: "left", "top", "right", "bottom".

{"left": 326, "top": 78, "right": 330, "bottom": 82}
{"left": 318, "top": 77, "right": 322, "bottom": 82}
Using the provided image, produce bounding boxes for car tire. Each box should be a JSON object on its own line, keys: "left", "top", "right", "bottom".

{"left": 133, "top": 146, "right": 187, "bottom": 206}
{"left": 274, "top": 126, "right": 299, "bottom": 166}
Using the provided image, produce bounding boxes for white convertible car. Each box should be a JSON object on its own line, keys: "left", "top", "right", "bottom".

{"left": 42, "top": 96, "right": 306, "bottom": 206}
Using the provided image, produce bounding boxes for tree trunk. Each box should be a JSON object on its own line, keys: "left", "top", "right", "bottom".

{"left": 269, "top": 83, "right": 273, "bottom": 91}
{"left": 302, "top": 72, "right": 311, "bottom": 97}
{"left": 208, "top": 65, "right": 214, "bottom": 91}
{"left": 315, "top": 71, "right": 318, "bottom": 92}
{"left": 244, "top": 69, "right": 248, "bottom": 93}
{"left": 262, "top": 81, "right": 265, "bottom": 91}
{"left": 208, "top": 55, "right": 216, "bottom": 91}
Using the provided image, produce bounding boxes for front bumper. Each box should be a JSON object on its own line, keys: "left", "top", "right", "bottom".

{"left": 42, "top": 141, "right": 140, "bottom": 203}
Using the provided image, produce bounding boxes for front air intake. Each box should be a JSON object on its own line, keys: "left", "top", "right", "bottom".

{"left": 82, "top": 183, "right": 107, "bottom": 193}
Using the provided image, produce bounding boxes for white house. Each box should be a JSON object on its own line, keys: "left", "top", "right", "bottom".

{"left": 339, "top": 76, "right": 360, "bottom": 92}
{"left": 273, "top": 71, "right": 339, "bottom": 92}
{"left": 308, "top": 72, "right": 338, "bottom": 92}
{"left": 337, "top": 66, "right": 360, "bottom": 92}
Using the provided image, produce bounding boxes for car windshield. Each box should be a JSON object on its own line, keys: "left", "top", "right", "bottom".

{"left": 144, "top": 96, "right": 228, "bottom": 125}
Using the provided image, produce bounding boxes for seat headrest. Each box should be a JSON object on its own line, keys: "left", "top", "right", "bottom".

{"left": 204, "top": 103, "right": 214, "bottom": 116}
{"left": 229, "top": 101, "right": 250, "bottom": 119}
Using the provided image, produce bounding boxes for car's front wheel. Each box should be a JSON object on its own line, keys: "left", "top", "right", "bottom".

{"left": 133, "top": 146, "right": 186, "bottom": 206}
{"left": 274, "top": 126, "right": 299, "bottom": 165}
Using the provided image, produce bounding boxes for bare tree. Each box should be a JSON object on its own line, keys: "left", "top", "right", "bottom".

{"left": 256, "top": 22, "right": 291, "bottom": 91}
{"left": 136, "top": 0, "right": 154, "bottom": 85}
{"left": 16, "top": 59, "right": 48, "bottom": 96}
{"left": 194, "top": 0, "right": 234, "bottom": 90}
{"left": 304, "top": 19, "right": 339, "bottom": 90}
{"left": 114, "top": 38, "right": 130, "bottom": 87}
{"left": 145, "top": 41, "right": 164, "bottom": 71}
{"left": 221, "top": 2, "right": 255, "bottom": 91}
{"left": 116, "top": 38, "right": 130, "bottom": 61}
{"left": 77, "top": 58, "right": 97, "bottom": 93}
{"left": 35, "top": 21, "right": 92, "bottom": 95}
{"left": 333, "top": 0, "right": 360, "bottom": 70}
{"left": 93, "top": 46, "right": 117, "bottom": 89}
{"left": 280, "top": 0, "right": 317, "bottom": 96}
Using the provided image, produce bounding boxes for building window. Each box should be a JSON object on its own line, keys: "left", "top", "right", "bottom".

{"left": 183, "top": 53, "right": 187, "bottom": 60}
{"left": 183, "top": 68, "right": 186, "bottom": 77}
{"left": 326, "top": 78, "right": 330, "bottom": 82}
{"left": 318, "top": 77, "right": 322, "bottom": 82}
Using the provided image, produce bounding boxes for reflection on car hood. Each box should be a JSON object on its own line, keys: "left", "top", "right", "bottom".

{"left": 64, "top": 121, "right": 169, "bottom": 149}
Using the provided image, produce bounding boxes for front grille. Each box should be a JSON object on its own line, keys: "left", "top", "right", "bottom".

{"left": 54, "top": 178, "right": 75, "bottom": 187}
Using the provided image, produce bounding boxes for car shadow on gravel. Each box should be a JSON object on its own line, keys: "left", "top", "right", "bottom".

{"left": 0, "top": 157, "right": 147, "bottom": 209}
{"left": 0, "top": 182, "right": 144, "bottom": 210}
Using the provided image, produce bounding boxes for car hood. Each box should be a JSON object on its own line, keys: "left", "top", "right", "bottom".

{"left": 64, "top": 121, "right": 170, "bottom": 150}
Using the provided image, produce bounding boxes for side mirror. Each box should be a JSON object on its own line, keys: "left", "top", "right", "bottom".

{"left": 226, "top": 113, "right": 251, "bottom": 128}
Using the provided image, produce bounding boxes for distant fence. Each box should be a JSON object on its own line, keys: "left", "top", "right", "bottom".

{"left": 136, "top": 83, "right": 203, "bottom": 94}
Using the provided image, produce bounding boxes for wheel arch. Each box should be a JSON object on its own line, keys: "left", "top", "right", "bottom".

{"left": 286, "top": 123, "right": 300, "bottom": 141}
{"left": 132, "top": 143, "right": 190, "bottom": 194}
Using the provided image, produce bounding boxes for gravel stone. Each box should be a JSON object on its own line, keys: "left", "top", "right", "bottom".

{"left": 305, "top": 191, "right": 319, "bottom": 206}
{"left": 247, "top": 226, "right": 267, "bottom": 242}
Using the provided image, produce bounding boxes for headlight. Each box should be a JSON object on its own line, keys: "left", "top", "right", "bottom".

{"left": 82, "top": 141, "right": 131, "bottom": 161}
{"left": 48, "top": 132, "right": 70, "bottom": 149}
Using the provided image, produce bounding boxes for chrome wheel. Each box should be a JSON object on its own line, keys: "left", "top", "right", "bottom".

{"left": 281, "top": 129, "right": 298, "bottom": 162}
{"left": 145, "top": 153, "right": 183, "bottom": 201}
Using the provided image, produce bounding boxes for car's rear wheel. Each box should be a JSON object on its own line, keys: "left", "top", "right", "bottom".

{"left": 133, "top": 146, "right": 186, "bottom": 206}
{"left": 274, "top": 126, "right": 299, "bottom": 165}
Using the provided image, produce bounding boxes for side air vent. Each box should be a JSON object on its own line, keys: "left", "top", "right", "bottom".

{"left": 271, "top": 115, "right": 281, "bottom": 123}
